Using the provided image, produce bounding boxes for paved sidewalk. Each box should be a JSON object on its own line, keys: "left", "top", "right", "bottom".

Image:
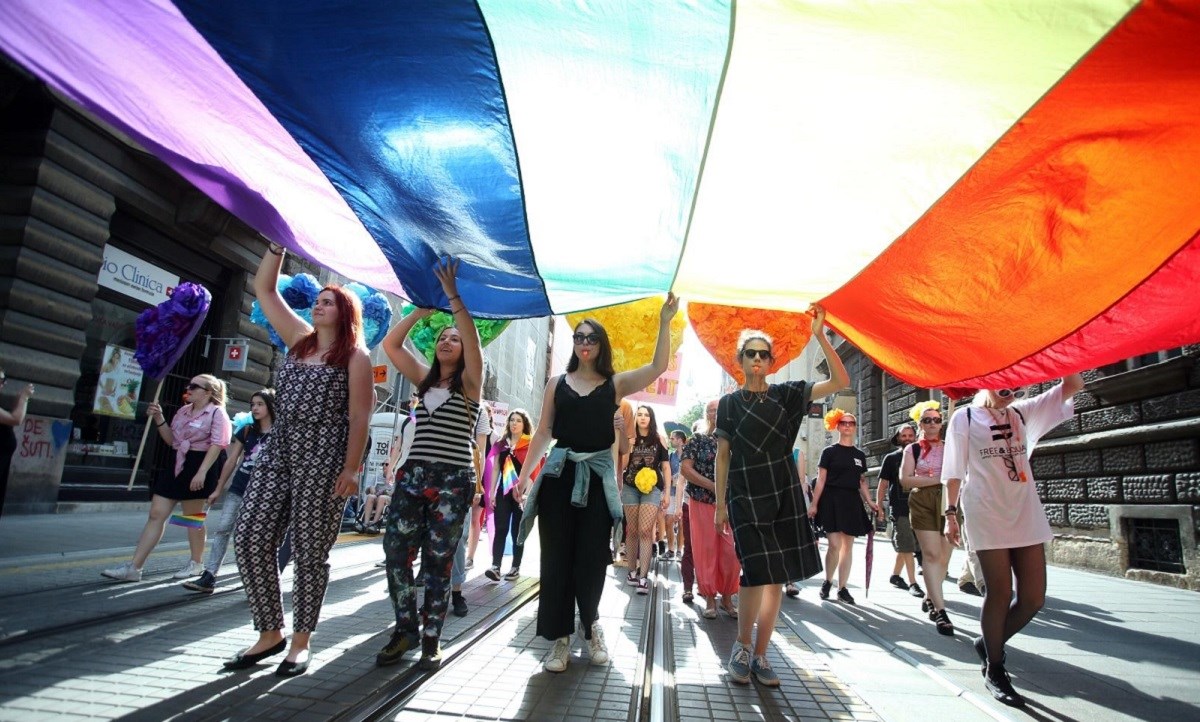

{"left": 0, "top": 508, "right": 1196, "bottom": 721}
{"left": 790, "top": 536, "right": 1200, "bottom": 721}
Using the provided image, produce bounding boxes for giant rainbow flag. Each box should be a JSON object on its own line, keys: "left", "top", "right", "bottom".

{"left": 1, "top": 1, "right": 1197, "bottom": 390}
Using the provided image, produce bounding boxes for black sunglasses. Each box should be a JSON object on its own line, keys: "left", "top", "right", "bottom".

{"left": 572, "top": 332, "right": 601, "bottom": 346}
{"left": 741, "top": 348, "right": 772, "bottom": 361}
{"left": 838, "top": 420, "right": 857, "bottom": 426}
{"left": 997, "top": 388, "right": 1027, "bottom": 399}
{"left": 920, "top": 417, "right": 943, "bottom": 424}
{"left": 186, "top": 383, "right": 209, "bottom": 392}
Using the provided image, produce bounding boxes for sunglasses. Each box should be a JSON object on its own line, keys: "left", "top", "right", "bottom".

{"left": 996, "top": 388, "right": 1027, "bottom": 399}
{"left": 741, "top": 348, "right": 772, "bottom": 361}
{"left": 838, "top": 420, "right": 857, "bottom": 427}
{"left": 186, "top": 383, "right": 209, "bottom": 392}
{"left": 920, "top": 417, "right": 943, "bottom": 425}
{"left": 572, "top": 332, "right": 601, "bottom": 346}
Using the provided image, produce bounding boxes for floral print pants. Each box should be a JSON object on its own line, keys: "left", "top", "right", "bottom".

{"left": 384, "top": 460, "right": 474, "bottom": 641}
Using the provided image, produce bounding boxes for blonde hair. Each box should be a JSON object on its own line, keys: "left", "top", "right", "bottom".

{"left": 196, "top": 374, "right": 227, "bottom": 407}
{"left": 735, "top": 329, "right": 774, "bottom": 359}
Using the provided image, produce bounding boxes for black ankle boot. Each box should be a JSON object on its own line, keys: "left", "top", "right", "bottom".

{"left": 985, "top": 663, "right": 1025, "bottom": 707}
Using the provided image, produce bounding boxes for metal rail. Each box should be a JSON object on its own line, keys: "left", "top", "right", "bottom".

{"left": 335, "top": 581, "right": 542, "bottom": 722}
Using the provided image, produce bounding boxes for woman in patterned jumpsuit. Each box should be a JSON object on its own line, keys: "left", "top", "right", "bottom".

{"left": 225, "top": 242, "right": 373, "bottom": 677}
{"left": 375, "top": 258, "right": 484, "bottom": 671}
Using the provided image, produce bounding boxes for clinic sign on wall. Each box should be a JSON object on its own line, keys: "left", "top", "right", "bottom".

{"left": 97, "top": 245, "right": 179, "bottom": 305}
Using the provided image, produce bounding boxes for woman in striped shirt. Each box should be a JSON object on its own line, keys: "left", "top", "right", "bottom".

{"left": 376, "top": 258, "right": 483, "bottom": 671}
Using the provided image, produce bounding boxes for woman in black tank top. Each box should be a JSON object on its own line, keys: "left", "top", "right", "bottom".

{"left": 514, "top": 294, "right": 679, "bottom": 674}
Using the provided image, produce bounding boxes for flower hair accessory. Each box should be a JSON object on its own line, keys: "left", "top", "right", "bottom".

{"left": 824, "top": 408, "right": 848, "bottom": 432}
{"left": 909, "top": 400, "right": 941, "bottom": 423}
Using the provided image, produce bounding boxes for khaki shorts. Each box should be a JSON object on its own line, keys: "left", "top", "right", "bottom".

{"left": 908, "top": 485, "right": 944, "bottom": 532}
{"left": 891, "top": 515, "right": 917, "bottom": 553}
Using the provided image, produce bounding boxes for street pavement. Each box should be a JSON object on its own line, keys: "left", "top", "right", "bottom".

{"left": 0, "top": 506, "right": 1195, "bottom": 721}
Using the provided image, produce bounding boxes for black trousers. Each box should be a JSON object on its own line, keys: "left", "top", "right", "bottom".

{"left": 536, "top": 466, "right": 614, "bottom": 640}
{"left": 492, "top": 484, "right": 525, "bottom": 569}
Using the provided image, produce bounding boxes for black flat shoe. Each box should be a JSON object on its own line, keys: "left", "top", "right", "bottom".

{"left": 223, "top": 639, "right": 286, "bottom": 670}
{"left": 275, "top": 649, "right": 310, "bottom": 677}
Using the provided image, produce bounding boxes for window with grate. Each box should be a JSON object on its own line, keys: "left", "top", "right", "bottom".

{"left": 1128, "top": 518, "right": 1185, "bottom": 574}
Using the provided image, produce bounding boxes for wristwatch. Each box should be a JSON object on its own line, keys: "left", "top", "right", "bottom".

{"left": 945, "top": 505, "right": 958, "bottom": 513}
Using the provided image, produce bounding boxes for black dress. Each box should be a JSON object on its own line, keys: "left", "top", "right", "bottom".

{"left": 536, "top": 376, "right": 617, "bottom": 640}
{"left": 715, "top": 382, "right": 823, "bottom": 586}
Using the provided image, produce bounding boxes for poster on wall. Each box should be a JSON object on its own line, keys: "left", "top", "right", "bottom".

{"left": 93, "top": 344, "right": 143, "bottom": 419}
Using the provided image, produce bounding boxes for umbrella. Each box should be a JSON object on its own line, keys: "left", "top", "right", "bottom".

{"left": 4, "top": 2, "right": 1199, "bottom": 389}
{"left": 865, "top": 517, "right": 875, "bottom": 599}
{"left": 127, "top": 282, "right": 212, "bottom": 489}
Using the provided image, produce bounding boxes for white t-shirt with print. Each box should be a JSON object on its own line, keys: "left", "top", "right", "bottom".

{"left": 941, "top": 385, "right": 1074, "bottom": 551}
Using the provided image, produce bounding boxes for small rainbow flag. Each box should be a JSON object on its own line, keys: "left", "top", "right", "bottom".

{"left": 169, "top": 512, "right": 206, "bottom": 529}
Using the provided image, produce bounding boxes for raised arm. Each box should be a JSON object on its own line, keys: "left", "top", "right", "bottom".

{"left": 436, "top": 258, "right": 483, "bottom": 401}
{"left": 381, "top": 306, "right": 434, "bottom": 386}
{"left": 0, "top": 383, "right": 34, "bottom": 427}
{"left": 254, "top": 244, "right": 312, "bottom": 349}
{"left": 1061, "top": 372, "right": 1085, "bottom": 398}
{"left": 807, "top": 306, "right": 850, "bottom": 401}
{"left": 613, "top": 294, "right": 680, "bottom": 398}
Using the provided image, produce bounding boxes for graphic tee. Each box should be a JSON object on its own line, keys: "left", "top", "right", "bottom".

{"left": 819, "top": 444, "right": 867, "bottom": 489}
{"left": 941, "top": 385, "right": 1074, "bottom": 550}
{"left": 229, "top": 426, "right": 269, "bottom": 496}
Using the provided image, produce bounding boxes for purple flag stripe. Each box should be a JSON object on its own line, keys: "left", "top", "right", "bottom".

{"left": 0, "top": 0, "right": 403, "bottom": 294}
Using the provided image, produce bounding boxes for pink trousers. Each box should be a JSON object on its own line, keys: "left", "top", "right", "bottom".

{"left": 687, "top": 499, "right": 741, "bottom": 599}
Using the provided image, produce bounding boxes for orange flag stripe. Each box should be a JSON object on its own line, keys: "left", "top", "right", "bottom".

{"left": 825, "top": 0, "right": 1200, "bottom": 389}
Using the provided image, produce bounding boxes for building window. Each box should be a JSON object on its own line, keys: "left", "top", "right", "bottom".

{"left": 1128, "top": 517, "right": 1185, "bottom": 574}
{"left": 1101, "top": 347, "right": 1185, "bottom": 376}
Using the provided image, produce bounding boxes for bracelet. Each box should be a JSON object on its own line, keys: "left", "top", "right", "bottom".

{"left": 156, "top": 421, "right": 167, "bottom": 428}
{"left": 945, "top": 505, "right": 958, "bottom": 512}
{"left": 267, "top": 243, "right": 285, "bottom": 255}
{"left": 447, "top": 295, "right": 460, "bottom": 302}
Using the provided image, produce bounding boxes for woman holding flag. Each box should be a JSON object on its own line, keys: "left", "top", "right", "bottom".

{"left": 483, "top": 409, "right": 539, "bottom": 582}
{"left": 102, "top": 374, "right": 231, "bottom": 583}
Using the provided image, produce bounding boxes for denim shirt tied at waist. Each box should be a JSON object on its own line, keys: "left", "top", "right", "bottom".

{"left": 517, "top": 448, "right": 621, "bottom": 544}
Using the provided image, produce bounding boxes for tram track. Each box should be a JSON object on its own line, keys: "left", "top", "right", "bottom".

{"left": 334, "top": 581, "right": 542, "bottom": 722}
{"left": 0, "top": 551, "right": 385, "bottom": 649}
{"left": 631, "top": 558, "right": 677, "bottom": 722}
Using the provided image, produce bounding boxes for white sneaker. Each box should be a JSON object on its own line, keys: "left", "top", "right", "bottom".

{"left": 543, "top": 636, "right": 571, "bottom": 673}
{"left": 578, "top": 622, "right": 609, "bottom": 666}
{"left": 101, "top": 562, "right": 141, "bottom": 582}
{"left": 172, "top": 560, "right": 205, "bottom": 579}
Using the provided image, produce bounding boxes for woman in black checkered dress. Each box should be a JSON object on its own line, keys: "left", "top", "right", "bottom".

{"left": 713, "top": 307, "right": 849, "bottom": 686}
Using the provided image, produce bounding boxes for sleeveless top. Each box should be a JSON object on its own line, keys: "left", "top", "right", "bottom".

{"left": 408, "top": 389, "right": 479, "bottom": 467}
{"left": 551, "top": 376, "right": 616, "bottom": 452}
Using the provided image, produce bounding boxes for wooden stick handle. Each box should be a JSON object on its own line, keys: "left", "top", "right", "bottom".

{"left": 127, "top": 380, "right": 164, "bottom": 491}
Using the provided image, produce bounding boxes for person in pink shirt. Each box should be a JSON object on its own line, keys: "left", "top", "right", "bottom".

{"left": 102, "top": 374, "right": 232, "bottom": 582}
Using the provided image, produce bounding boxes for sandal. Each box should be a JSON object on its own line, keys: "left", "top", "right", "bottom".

{"left": 933, "top": 608, "right": 955, "bottom": 636}
{"left": 682, "top": 591, "right": 695, "bottom": 604}
{"left": 720, "top": 604, "right": 739, "bottom": 619}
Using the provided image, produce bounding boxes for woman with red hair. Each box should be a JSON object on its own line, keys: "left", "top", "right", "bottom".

{"left": 225, "top": 242, "right": 372, "bottom": 677}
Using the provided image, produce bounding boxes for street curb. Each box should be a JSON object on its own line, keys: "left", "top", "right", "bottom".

{"left": 0, "top": 541, "right": 193, "bottom": 571}
{"left": 823, "top": 601, "right": 1014, "bottom": 722}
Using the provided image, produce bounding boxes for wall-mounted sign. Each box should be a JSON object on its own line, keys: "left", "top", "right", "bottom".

{"left": 223, "top": 340, "right": 249, "bottom": 372}
{"left": 97, "top": 245, "right": 179, "bottom": 305}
